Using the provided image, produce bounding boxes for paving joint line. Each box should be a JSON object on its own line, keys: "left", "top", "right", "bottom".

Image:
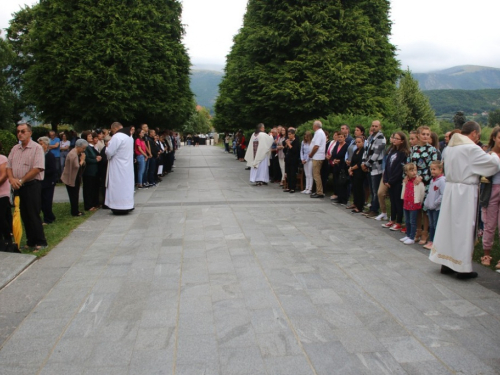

{"left": 296, "top": 204, "right": 457, "bottom": 374}
{"left": 230, "top": 204, "right": 319, "bottom": 375}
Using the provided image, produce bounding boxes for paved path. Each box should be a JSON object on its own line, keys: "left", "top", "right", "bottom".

{"left": 1, "top": 146, "right": 500, "bottom": 375}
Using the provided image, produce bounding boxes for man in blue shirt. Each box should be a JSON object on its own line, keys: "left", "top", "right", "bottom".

{"left": 48, "top": 130, "right": 61, "bottom": 178}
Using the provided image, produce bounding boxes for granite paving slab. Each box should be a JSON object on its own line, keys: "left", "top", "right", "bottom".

{"left": 0, "top": 252, "right": 36, "bottom": 290}
{"left": 1, "top": 145, "right": 500, "bottom": 374}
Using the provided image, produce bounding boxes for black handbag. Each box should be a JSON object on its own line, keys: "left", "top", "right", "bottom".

{"left": 480, "top": 177, "right": 493, "bottom": 207}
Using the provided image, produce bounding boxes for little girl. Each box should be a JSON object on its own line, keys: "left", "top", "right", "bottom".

{"left": 422, "top": 161, "right": 445, "bottom": 250}
{"left": 400, "top": 163, "right": 425, "bottom": 245}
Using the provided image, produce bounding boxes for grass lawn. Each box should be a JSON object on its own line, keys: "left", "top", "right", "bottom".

{"left": 474, "top": 231, "right": 500, "bottom": 271}
{"left": 15, "top": 202, "right": 95, "bottom": 258}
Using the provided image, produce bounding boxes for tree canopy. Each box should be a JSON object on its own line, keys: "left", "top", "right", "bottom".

{"left": 389, "top": 69, "right": 436, "bottom": 131}
{"left": 0, "top": 32, "right": 19, "bottom": 130}
{"left": 214, "top": 0, "right": 399, "bottom": 131}
{"left": 7, "top": 0, "right": 193, "bottom": 130}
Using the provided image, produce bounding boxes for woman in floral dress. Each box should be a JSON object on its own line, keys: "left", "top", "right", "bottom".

{"left": 407, "top": 126, "right": 438, "bottom": 244}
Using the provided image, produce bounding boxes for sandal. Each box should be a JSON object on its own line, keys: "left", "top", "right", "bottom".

{"left": 481, "top": 255, "right": 492, "bottom": 266}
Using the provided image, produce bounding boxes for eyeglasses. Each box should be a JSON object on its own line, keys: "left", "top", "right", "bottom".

{"left": 17, "top": 130, "right": 29, "bottom": 134}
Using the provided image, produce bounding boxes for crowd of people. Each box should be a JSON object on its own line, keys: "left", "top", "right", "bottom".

{"left": 0, "top": 122, "right": 180, "bottom": 253}
{"left": 240, "top": 120, "right": 500, "bottom": 279}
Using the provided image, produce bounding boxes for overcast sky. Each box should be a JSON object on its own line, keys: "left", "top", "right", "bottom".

{"left": 1, "top": 0, "right": 499, "bottom": 73}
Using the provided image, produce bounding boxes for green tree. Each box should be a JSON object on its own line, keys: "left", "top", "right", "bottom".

{"left": 182, "top": 106, "right": 212, "bottom": 135}
{"left": 214, "top": 0, "right": 399, "bottom": 130}
{"left": 488, "top": 109, "right": 500, "bottom": 127}
{"left": 389, "top": 69, "right": 436, "bottom": 131}
{"left": 453, "top": 111, "right": 467, "bottom": 129}
{"left": 0, "top": 32, "right": 20, "bottom": 130}
{"left": 7, "top": 0, "right": 193, "bottom": 130}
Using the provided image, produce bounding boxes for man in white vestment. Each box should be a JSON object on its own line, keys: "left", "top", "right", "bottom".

{"left": 245, "top": 123, "right": 274, "bottom": 185}
{"left": 105, "top": 122, "right": 135, "bottom": 214}
{"left": 429, "top": 121, "right": 500, "bottom": 279}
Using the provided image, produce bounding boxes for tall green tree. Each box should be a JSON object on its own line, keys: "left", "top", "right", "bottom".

{"left": 488, "top": 109, "right": 500, "bottom": 127}
{"left": 0, "top": 33, "right": 18, "bottom": 130}
{"left": 182, "top": 105, "right": 212, "bottom": 135}
{"left": 7, "top": 0, "right": 193, "bottom": 130}
{"left": 389, "top": 69, "right": 436, "bottom": 131}
{"left": 214, "top": 0, "right": 399, "bottom": 130}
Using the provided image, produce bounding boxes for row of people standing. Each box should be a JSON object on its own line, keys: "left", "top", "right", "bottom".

{"left": 133, "top": 124, "right": 178, "bottom": 189}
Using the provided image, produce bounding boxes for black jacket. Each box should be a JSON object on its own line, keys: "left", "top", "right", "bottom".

{"left": 42, "top": 152, "right": 58, "bottom": 188}
{"left": 383, "top": 149, "right": 407, "bottom": 186}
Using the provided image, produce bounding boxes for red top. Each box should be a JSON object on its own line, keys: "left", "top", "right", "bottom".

{"left": 135, "top": 138, "right": 146, "bottom": 156}
{"left": 403, "top": 178, "right": 422, "bottom": 211}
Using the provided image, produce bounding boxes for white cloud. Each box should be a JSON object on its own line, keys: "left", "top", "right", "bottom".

{"left": 1, "top": 0, "right": 499, "bottom": 73}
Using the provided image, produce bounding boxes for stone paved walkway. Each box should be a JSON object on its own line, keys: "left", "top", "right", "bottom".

{"left": 1, "top": 146, "right": 500, "bottom": 375}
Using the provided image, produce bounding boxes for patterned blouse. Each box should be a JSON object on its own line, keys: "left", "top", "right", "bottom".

{"left": 407, "top": 144, "right": 438, "bottom": 193}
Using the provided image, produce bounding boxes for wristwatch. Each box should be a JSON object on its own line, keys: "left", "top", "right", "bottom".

{"left": 19, "top": 179, "right": 23, "bottom": 186}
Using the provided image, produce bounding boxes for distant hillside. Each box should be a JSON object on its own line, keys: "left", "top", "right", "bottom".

{"left": 415, "top": 65, "right": 500, "bottom": 90}
{"left": 423, "top": 89, "right": 500, "bottom": 117}
{"left": 190, "top": 70, "right": 223, "bottom": 112}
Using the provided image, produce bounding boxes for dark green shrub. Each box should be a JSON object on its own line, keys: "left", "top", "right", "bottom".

{"left": 0, "top": 129, "right": 18, "bottom": 156}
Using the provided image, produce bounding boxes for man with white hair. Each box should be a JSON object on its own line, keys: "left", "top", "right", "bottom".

{"left": 105, "top": 122, "right": 134, "bottom": 215}
{"left": 309, "top": 120, "right": 326, "bottom": 198}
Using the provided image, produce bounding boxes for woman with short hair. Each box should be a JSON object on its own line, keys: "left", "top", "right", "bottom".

{"left": 61, "top": 139, "right": 88, "bottom": 216}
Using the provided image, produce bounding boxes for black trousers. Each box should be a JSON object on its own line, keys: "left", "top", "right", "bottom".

{"left": 285, "top": 159, "right": 298, "bottom": 190}
{"left": 41, "top": 185, "right": 56, "bottom": 223}
{"left": 82, "top": 175, "right": 99, "bottom": 210}
{"left": 66, "top": 177, "right": 81, "bottom": 216}
{"left": 19, "top": 181, "right": 47, "bottom": 247}
{"left": 0, "top": 196, "right": 12, "bottom": 244}
{"left": 388, "top": 182, "right": 404, "bottom": 224}
{"left": 333, "top": 168, "right": 349, "bottom": 204}
{"left": 352, "top": 177, "right": 365, "bottom": 211}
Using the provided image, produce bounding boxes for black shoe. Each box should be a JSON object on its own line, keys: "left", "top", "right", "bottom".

{"left": 311, "top": 194, "right": 325, "bottom": 198}
{"left": 245, "top": 167, "right": 251, "bottom": 170}
{"left": 456, "top": 272, "right": 478, "bottom": 280}
{"left": 440, "top": 265, "right": 456, "bottom": 275}
{"left": 283, "top": 189, "right": 290, "bottom": 192}
{"left": 289, "top": 190, "right": 295, "bottom": 193}
{"left": 310, "top": 193, "right": 318, "bottom": 198}
{"left": 331, "top": 199, "right": 340, "bottom": 204}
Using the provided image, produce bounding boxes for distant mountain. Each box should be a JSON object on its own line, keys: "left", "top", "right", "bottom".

{"left": 190, "top": 69, "right": 223, "bottom": 112}
{"left": 423, "top": 89, "right": 500, "bottom": 118}
{"left": 414, "top": 65, "right": 500, "bottom": 90}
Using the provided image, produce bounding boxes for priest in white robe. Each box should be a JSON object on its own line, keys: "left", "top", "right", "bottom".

{"left": 430, "top": 121, "right": 500, "bottom": 279}
{"left": 244, "top": 123, "right": 274, "bottom": 185}
{"left": 105, "top": 122, "right": 135, "bottom": 214}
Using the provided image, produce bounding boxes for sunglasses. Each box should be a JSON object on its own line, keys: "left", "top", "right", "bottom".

{"left": 17, "top": 130, "right": 30, "bottom": 134}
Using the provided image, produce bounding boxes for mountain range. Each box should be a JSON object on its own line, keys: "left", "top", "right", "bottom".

{"left": 189, "top": 65, "right": 500, "bottom": 116}
{"left": 414, "top": 65, "right": 500, "bottom": 90}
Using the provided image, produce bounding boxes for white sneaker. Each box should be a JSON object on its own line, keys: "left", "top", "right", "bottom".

{"left": 404, "top": 239, "right": 415, "bottom": 245}
{"left": 301, "top": 190, "right": 307, "bottom": 194}
{"left": 374, "top": 213, "right": 387, "bottom": 221}
{"left": 399, "top": 236, "right": 408, "bottom": 242}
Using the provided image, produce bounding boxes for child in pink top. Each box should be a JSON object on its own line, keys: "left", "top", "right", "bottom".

{"left": 400, "top": 163, "right": 425, "bottom": 245}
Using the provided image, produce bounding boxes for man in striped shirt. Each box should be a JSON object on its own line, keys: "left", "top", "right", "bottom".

{"left": 7, "top": 122, "right": 47, "bottom": 250}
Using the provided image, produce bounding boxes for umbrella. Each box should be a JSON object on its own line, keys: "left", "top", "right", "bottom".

{"left": 12, "top": 196, "right": 22, "bottom": 248}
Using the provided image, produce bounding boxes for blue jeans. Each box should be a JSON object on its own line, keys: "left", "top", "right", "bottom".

{"left": 404, "top": 209, "right": 418, "bottom": 240}
{"left": 370, "top": 173, "right": 382, "bottom": 213}
{"left": 136, "top": 155, "right": 145, "bottom": 185}
{"left": 427, "top": 209, "right": 440, "bottom": 242}
{"left": 143, "top": 158, "right": 150, "bottom": 184}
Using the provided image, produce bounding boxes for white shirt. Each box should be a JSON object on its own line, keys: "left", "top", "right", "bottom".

{"left": 311, "top": 128, "right": 326, "bottom": 160}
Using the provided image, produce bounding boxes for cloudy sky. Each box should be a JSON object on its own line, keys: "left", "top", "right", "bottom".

{"left": 1, "top": 0, "right": 499, "bottom": 73}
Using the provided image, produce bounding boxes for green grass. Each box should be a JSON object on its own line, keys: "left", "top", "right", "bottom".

{"left": 14, "top": 202, "right": 95, "bottom": 258}
{"left": 474, "top": 230, "right": 500, "bottom": 271}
